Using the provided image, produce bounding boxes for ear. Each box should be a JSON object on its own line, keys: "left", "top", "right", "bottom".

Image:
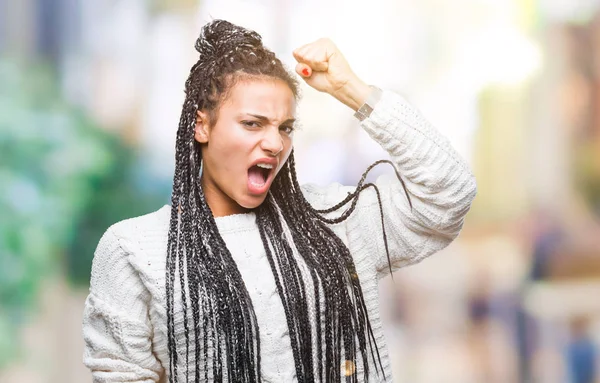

{"left": 194, "top": 110, "right": 210, "bottom": 144}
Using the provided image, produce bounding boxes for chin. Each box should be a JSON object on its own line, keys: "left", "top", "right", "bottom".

{"left": 238, "top": 194, "right": 269, "bottom": 210}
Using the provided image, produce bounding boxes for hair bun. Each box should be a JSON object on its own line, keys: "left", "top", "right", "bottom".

{"left": 195, "top": 19, "right": 263, "bottom": 60}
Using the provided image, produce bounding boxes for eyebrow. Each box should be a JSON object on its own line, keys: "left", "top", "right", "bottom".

{"left": 246, "top": 113, "right": 296, "bottom": 125}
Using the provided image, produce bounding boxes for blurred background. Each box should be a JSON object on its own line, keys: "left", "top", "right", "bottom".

{"left": 1, "top": 0, "right": 600, "bottom": 382}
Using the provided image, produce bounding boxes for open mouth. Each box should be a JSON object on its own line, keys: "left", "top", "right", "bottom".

{"left": 247, "top": 159, "right": 277, "bottom": 195}
{"left": 248, "top": 165, "right": 271, "bottom": 186}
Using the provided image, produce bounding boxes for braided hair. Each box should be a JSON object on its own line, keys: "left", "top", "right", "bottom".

{"left": 166, "top": 19, "right": 411, "bottom": 383}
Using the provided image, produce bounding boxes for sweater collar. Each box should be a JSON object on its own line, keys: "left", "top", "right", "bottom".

{"left": 160, "top": 204, "right": 257, "bottom": 234}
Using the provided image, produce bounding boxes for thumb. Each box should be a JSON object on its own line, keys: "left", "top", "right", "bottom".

{"left": 295, "top": 63, "right": 312, "bottom": 78}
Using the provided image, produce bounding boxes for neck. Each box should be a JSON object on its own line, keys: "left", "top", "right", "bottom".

{"left": 200, "top": 176, "right": 249, "bottom": 217}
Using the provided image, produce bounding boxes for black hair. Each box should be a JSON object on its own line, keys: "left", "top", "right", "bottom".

{"left": 166, "top": 19, "right": 411, "bottom": 383}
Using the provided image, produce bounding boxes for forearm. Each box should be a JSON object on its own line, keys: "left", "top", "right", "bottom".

{"left": 330, "top": 76, "right": 373, "bottom": 111}
{"left": 361, "top": 89, "right": 477, "bottom": 236}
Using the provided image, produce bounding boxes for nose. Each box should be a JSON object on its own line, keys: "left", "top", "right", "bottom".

{"left": 260, "top": 127, "right": 283, "bottom": 156}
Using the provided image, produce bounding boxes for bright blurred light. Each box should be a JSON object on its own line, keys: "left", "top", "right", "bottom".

{"left": 458, "top": 24, "right": 543, "bottom": 87}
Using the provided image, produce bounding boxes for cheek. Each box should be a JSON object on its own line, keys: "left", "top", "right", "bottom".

{"left": 277, "top": 141, "right": 294, "bottom": 173}
{"left": 211, "top": 127, "right": 243, "bottom": 150}
{"left": 209, "top": 127, "right": 255, "bottom": 164}
{"left": 283, "top": 135, "right": 294, "bottom": 155}
{"left": 205, "top": 128, "right": 261, "bottom": 193}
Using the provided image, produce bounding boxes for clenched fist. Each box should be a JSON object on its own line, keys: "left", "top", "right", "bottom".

{"left": 292, "top": 38, "right": 372, "bottom": 111}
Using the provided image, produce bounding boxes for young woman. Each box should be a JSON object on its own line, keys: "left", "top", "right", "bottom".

{"left": 82, "top": 19, "right": 477, "bottom": 383}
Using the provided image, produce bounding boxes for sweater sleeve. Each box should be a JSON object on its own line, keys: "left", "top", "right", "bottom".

{"left": 82, "top": 227, "right": 164, "bottom": 382}
{"left": 301, "top": 89, "right": 477, "bottom": 276}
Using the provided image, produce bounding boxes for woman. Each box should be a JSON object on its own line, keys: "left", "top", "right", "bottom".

{"left": 82, "top": 19, "right": 477, "bottom": 383}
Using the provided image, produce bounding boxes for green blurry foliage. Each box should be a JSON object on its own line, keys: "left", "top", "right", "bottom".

{"left": 0, "top": 59, "right": 169, "bottom": 367}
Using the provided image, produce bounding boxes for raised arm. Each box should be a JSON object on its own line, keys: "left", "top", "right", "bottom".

{"left": 294, "top": 39, "right": 477, "bottom": 275}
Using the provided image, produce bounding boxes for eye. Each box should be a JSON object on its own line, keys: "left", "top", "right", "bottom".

{"left": 280, "top": 125, "right": 295, "bottom": 135}
{"left": 241, "top": 120, "right": 261, "bottom": 128}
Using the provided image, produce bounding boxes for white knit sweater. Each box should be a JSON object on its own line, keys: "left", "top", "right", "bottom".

{"left": 82, "top": 90, "right": 477, "bottom": 383}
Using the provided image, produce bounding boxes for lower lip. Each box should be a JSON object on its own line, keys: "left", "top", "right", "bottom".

{"left": 247, "top": 171, "right": 273, "bottom": 195}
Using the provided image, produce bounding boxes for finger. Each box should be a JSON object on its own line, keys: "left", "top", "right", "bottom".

{"left": 292, "top": 37, "right": 334, "bottom": 59}
{"left": 292, "top": 45, "right": 310, "bottom": 61}
{"left": 295, "top": 63, "right": 312, "bottom": 78}
{"left": 300, "top": 57, "right": 329, "bottom": 72}
{"left": 293, "top": 46, "right": 329, "bottom": 72}
{"left": 292, "top": 43, "right": 315, "bottom": 61}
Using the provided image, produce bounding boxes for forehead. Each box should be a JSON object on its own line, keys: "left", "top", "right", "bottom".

{"left": 221, "top": 78, "right": 296, "bottom": 117}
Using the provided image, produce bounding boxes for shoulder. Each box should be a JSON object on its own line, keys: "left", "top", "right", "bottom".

{"left": 301, "top": 182, "right": 352, "bottom": 211}
{"left": 107, "top": 204, "right": 172, "bottom": 240}
{"left": 301, "top": 180, "right": 385, "bottom": 212}
{"left": 94, "top": 205, "right": 171, "bottom": 263}
{"left": 90, "top": 205, "right": 172, "bottom": 287}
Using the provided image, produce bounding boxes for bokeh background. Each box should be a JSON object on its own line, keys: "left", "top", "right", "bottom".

{"left": 2, "top": 0, "right": 600, "bottom": 382}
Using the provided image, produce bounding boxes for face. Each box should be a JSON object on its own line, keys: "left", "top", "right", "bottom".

{"left": 194, "top": 78, "right": 296, "bottom": 217}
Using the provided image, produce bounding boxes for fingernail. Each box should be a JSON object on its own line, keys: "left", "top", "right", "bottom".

{"left": 302, "top": 68, "right": 309, "bottom": 76}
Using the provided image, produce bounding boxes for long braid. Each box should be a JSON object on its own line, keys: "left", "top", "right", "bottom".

{"left": 166, "top": 19, "right": 412, "bottom": 382}
{"left": 269, "top": 153, "right": 381, "bottom": 382}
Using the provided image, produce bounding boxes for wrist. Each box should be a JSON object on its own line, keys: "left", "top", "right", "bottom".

{"left": 353, "top": 85, "right": 382, "bottom": 121}
{"left": 333, "top": 77, "right": 372, "bottom": 111}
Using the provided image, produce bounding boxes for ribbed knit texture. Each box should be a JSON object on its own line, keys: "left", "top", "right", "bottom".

{"left": 82, "top": 90, "right": 477, "bottom": 382}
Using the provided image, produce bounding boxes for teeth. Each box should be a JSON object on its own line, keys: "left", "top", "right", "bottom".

{"left": 256, "top": 163, "right": 273, "bottom": 169}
